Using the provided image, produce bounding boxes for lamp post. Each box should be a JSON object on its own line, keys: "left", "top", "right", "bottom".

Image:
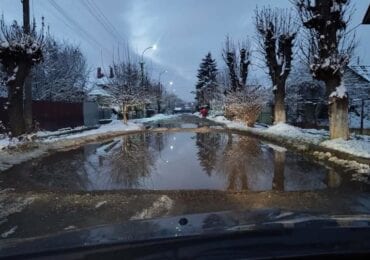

{"left": 140, "top": 45, "right": 157, "bottom": 90}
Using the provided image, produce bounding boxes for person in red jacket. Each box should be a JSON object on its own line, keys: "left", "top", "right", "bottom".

{"left": 200, "top": 106, "right": 208, "bottom": 118}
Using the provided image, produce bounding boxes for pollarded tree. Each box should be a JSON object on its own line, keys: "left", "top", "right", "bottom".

{"left": 293, "top": 0, "right": 355, "bottom": 139}
{"left": 221, "top": 36, "right": 267, "bottom": 126}
{"left": 195, "top": 52, "right": 220, "bottom": 107}
{"left": 0, "top": 17, "right": 44, "bottom": 136}
{"left": 255, "top": 7, "right": 298, "bottom": 124}
{"left": 222, "top": 36, "right": 251, "bottom": 92}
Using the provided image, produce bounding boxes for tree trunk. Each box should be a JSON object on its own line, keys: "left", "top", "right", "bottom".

{"left": 327, "top": 80, "right": 349, "bottom": 140}
{"left": 273, "top": 82, "right": 286, "bottom": 124}
{"left": 123, "top": 104, "right": 128, "bottom": 124}
{"left": 24, "top": 75, "right": 33, "bottom": 131}
{"left": 8, "top": 83, "right": 25, "bottom": 137}
{"left": 7, "top": 62, "right": 30, "bottom": 136}
{"left": 273, "top": 149, "right": 285, "bottom": 192}
{"left": 157, "top": 99, "right": 161, "bottom": 113}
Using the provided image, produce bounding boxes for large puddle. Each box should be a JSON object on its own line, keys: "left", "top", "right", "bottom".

{"left": 1, "top": 131, "right": 368, "bottom": 193}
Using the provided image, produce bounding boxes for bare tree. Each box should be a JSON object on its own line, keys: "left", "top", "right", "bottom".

{"left": 106, "top": 46, "right": 163, "bottom": 123}
{"left": 293, "top": 0, "right": 355, "bottom": 139}
{"left": 255, "top": 7, "right": 298, "bottom": 124}
{"left": 0, "top": 17, "right": 44, "bottom": 136}
{"left": 32, "top": 35, "right": 88, "bottom": 102}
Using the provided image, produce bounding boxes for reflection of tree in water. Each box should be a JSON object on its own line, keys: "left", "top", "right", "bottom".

{"left": 218, "top": 134, "right": 262, "bottom": 191}
{"left": 108, "top": 133, "right": 159, "bottom": 188}
{"left": 151, "top": 132, "right": 167, "bottom": 153}
{"left": 28, "top": 149, "right": 88, "bottom": 190}
{"left": 196, "top": 132, "right": 222, "bottom": 176}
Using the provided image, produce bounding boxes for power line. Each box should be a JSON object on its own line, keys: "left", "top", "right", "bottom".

{"left": 48, "top": 0, "right": 110, "bottom": 54}
{"left": 81, "top": 0, "right": 124, "bottom": 43}
{"left": 88, "top": 0, "right": 128, "bottom": 40}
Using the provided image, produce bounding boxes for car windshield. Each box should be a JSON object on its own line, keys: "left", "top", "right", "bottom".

{"left": 0, "top": 0, "right": 370, "bottom": 257}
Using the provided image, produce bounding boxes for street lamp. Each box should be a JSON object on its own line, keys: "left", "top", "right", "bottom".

{"left": 140, "top": 45, "right": 157, "bottom": 89}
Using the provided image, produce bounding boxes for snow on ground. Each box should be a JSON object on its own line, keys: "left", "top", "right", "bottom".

{"left": 0, "top": 136, "right": 29, "bottom": 150}
{"left": 132, "top": 113, "right": 179, "bottom": 123}
{"left": 0, "top": 137, "right": 10, "bottom": 150}
{"left": 264, "top": 123, "right": 328, "bottom": 144}
{"left": 1, "top": 114, "right": 178, "bottom": 150}
{"left": 41, "top": 120, "right": 142, "bottom": 143}
{"left": 322, "top": 138, "right": 370, "bottom": 159}
{"left": 208, "top": 115, "right": 370, "bottom": 159}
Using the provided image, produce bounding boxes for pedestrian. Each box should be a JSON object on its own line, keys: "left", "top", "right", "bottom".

{"left": 200, "top": 106, "right": 208, "bottom": 118}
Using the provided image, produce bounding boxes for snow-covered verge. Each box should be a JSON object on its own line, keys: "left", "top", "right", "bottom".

{"left": 132, "top": 113, "right": 179, "bottom": 124}
{"left": 208, "top": 116, "right": 370, "bottom": 160}
{"left": 321, "top": 137, "right": 370, "bottom": 160}
{"left": 40, "top": 120, "right": 142, "bottom": 143}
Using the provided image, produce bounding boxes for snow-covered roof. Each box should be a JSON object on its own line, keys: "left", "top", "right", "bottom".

{"left": 348, "top": 65, "right": 370, "bottom": 82}
{"left": 95, "top": 77, "right": 109, "bottom": 86}
{"left": 87, "top": 85, "right": 112, "bottom": 97}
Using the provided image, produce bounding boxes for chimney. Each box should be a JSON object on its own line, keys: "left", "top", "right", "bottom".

{"left": 97, "top": 67, "right": 104, "bottom": 79}
{"left": 109, "top": 66, "right": 114, "bottom": 78}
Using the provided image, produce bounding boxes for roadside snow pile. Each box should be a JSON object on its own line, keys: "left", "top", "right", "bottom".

{"left": 321, "top": 138, "right": 370, "bottom": 159}
{"left": 264, "top": 123, "right": 327, "bottom": 144}
{"left": 42, "top": 120, "right": 142, "bottom": 143}
{"left": 0, "top": 138, "right": 10, "bottom": 150}
{"left": 210, "top": 116, "right": 248, "bottom": 130}
{"left": 207, "top": 116, "right": 370, "bottom": 160}
{"left": 0, "top": 136, "right": 26, "bottom": 150}
{"left": 133, "top": 114, "right": 178, "bottom": 123}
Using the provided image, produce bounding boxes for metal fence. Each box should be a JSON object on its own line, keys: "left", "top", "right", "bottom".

{"left": 0, "top": 97, "right": 84, "bottom": 131}
{"left": 350, "top": 99, "right": 370, "bottom": 135}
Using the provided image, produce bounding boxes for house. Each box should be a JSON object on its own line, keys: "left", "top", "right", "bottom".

{"left": 286, "top": 65, "right": 370, "bottom": 128}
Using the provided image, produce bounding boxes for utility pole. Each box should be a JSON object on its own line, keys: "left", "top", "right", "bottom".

{"left": 360, "top": 99, "right": 365, "bottom": 135}
{"left": 23, "top": 0, "right": 33, "bottom": 131}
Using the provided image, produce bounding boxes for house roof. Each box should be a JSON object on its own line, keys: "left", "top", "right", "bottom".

{"left": 87, "top": 84, "right": 112, "bottom": 97}
{"left": 363, "top": 5, "right": 370, "bottom": 24}
{"left": 348, "top": 65, "right": 370, "bottom": 82}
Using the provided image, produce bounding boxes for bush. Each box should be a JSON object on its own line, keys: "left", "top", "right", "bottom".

{"left": 225, "top": 86, "right": 267, "bottom": 127}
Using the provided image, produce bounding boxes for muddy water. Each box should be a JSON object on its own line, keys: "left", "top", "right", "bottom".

{"left": 1, "top": 131, "right": 367, "bottom": 193}
{"left": 2, "top": 129, "right": 370, "bottom": 241}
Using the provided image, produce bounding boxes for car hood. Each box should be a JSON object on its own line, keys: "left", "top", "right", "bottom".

{"left": 1, "top": 208, "right": 370, "bottom": 257}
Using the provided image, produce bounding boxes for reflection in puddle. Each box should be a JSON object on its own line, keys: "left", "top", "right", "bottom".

{"left": 1, "top": 132, "right": 368, "bottom": 192}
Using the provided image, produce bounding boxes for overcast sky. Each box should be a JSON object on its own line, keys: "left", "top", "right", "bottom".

{"left": 1, "top": 0, "right": 369, "bottom": 101}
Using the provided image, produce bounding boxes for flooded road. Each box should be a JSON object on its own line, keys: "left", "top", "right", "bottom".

{"left": 0, "top": 131, "right": 359, "bottom": 192}
{"left": 1, "top": 115, "right": 370, "bottom": 240}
